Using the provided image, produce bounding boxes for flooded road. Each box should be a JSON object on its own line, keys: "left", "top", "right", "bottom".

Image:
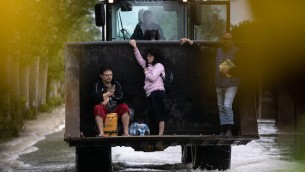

{"left": 0, "top": 106, "right": 304, "bottom": 171}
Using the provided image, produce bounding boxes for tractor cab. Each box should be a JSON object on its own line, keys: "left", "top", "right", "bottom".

{"left": 95, "top": 0, "right": 230, "bottom": 41}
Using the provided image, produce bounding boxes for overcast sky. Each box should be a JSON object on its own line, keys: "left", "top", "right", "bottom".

{"left": 231, "top": 0, "right": 254, "bottom": 25}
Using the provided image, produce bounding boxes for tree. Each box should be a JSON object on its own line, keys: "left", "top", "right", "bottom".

{"left": 195, "top": 5, "right": 226, "bottom": 41}
{"left": 0, "top": 0, "right": 100, "bottom": 138}
{"left": 231, "top": 20, "right": 256, "bottom": 42}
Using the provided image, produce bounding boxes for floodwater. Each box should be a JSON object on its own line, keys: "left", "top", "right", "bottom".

{"left": 0, "top": 106, "right": 305, "bottom": 172}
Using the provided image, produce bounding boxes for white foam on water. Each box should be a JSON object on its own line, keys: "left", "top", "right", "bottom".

{"left": 0, "top": 105, "right": 65, "bottom": 171}
{"left": 113, "top": 146, "right": 181, "bottom": 165}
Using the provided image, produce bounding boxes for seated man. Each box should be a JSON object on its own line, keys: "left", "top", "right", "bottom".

{"left": 92, "top": 67, "right": 130, "bottom": 136}
{"left": 130, "top": 10, "right": 165, "bottom": 40}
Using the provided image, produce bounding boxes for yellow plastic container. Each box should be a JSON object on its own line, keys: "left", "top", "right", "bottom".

{"left": 104, "top": 113, "right": 118, "bottom": 136}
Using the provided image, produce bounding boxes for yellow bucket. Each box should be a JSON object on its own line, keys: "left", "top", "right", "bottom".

{"left": 104, "top": 113, "right": 118, "bottom": 136}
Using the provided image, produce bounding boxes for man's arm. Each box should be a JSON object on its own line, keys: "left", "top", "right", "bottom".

{"left": 92, "top": 81, "right": 114, "bottom": 105}
{"left": 103, "top": 88, "right": 114, "bottom": 100}
{"left": 112, "top": 81, "right": 123, "bottom": 102}
{"left": 92, "top": 82, "right": 104, "bottom": 104}
{"left": 180, "top": 38, "right": 206, "bottom": 53}
{"left": 130, "top": 23, "right": 143, "bottom": 40}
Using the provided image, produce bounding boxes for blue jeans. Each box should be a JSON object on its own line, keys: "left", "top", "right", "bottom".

{"left": 216, "top": 86, "right": 238, "bottom": 125}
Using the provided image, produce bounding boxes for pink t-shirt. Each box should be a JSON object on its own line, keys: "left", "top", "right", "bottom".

{"left": 133, "top": 48, "right": 165, "bottom": 97}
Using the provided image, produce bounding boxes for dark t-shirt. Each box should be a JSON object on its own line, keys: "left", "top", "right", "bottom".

{"left": 130, "top": 22, "right": 165, "bottom": 40}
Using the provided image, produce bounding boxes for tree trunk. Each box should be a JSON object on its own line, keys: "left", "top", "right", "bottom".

{"left": 29, "top": 56, "right": 40, "bottom": 114}
{"left": 9, "top": 54, "right": 21, "bottom": 120}
{"left": 38, "top": 57, "right": 48, "bottom": 106}
{"left": 20, "top": 63, "right": 30, "bottom": 110}
{"left": 48, "top": 80, "right": 56, "bottom": 100}
{"left": 0, "top": 53, "right": 11, "bottom": 123}
{"left": 0, "top": 52, "right": 11, "bottom": 138}
{"left": 258, "top": 79, "right": 263, "bottom": 119}
{"left": 48, "top": 80, "right": 62, "bottom": 100}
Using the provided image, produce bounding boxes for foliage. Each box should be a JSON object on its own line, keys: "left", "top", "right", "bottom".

{"left": 195, "top": 5, "right": 227, "bottom": 41}
{"left": 39, "top": 97, "right": 64, "bottom": 113}
{"left": 231, "top": 20, "right": 256, "bottom": 42}
{"left": 0, "top": 0, "right": 101, "bottom": 138}
{"left": 0, "top": 98, "right": 24, "bottom": 138}
{"left": 68, "top": 14, "right": 102, "bottom": 42}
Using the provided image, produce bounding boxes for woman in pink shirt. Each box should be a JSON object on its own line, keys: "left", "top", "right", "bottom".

{"left": 129, "top": 39, "right": 165, "bottom": 135}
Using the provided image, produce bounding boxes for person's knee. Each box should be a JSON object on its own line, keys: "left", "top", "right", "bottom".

{"left": 119, "top": 104, "right": 129, "bottom": 114}
{"left": 95, "top": 114, "right": 106, "bottom": 121}
{"left": 94, "top": 104, "right": 106, "bottom": 112}
{"left": 94, "top": 105, "right": 107, "bottom": 120}
{"left": 122, "top": 104, "right": 129, "bottom": 112}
